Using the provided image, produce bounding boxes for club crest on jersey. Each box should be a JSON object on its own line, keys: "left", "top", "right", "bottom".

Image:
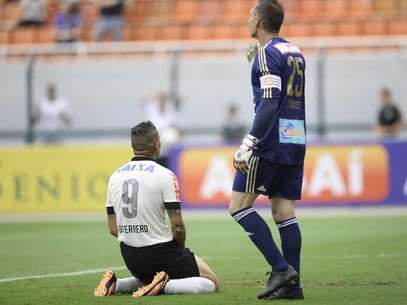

{"left": 279, "top": 119, "right": 306, "bottom": 144}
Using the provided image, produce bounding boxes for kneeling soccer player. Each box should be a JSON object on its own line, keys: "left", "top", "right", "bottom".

{"left": 95, "top": 121, "right": 219, "bottom": 298}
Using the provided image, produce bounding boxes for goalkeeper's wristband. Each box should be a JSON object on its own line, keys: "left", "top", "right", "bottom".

{"left": 242, "top": 134, "right": 258, "bottom": 150}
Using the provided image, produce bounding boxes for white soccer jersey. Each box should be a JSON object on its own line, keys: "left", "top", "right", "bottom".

{"left": 37, "top": 97, "right": 71, "bottom": 132}
{"left": 106, "top": 157, "right": 180, "bottom": 247}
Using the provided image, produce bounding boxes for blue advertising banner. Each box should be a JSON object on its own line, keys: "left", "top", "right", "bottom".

{"left": 169, "top": 140, "right": 407, "bottom": 207}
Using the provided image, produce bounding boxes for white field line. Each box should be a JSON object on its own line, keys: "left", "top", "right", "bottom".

{"left": 0, "top": 266, "right": 126, "bottom": 283}
{"left": 1, "top": 253, "right": 406, "bottom": 284}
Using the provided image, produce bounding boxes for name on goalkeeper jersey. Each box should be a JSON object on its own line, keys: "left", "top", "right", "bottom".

{"left": 118, "top": 225, "right": 149, "bottom": 234}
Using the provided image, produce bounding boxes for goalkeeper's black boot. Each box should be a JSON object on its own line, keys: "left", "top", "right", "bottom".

{"left": 266, "top": 286, "right": 304, "bottom": 300}
{"left": 257, "top": 265, "right": 298, "bottom": 299}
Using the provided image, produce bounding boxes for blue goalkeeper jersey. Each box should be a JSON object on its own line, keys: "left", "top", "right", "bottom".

{"left": 251, "top": 37, "right": 306, "bottom": 166}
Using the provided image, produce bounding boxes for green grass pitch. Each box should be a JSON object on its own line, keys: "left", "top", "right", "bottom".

{"left": 0, "top": 215, "right": 406, "bottom": 305}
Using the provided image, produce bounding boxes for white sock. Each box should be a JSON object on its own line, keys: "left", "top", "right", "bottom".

{"left": 114, "top": 277, "right": 142, "bottom": 294}
{"left": 163, "top": 277, "right": 216, "bottom": 294}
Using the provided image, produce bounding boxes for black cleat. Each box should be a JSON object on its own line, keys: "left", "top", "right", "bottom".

{"left": 266, "top": 287, "right": 304, "bottom": 300}
{"left": 257, "top": 265, "right": 298, "bottom": 299}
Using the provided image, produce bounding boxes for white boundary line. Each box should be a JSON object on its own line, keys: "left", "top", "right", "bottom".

{"left": 0, "top": 266, "right": 126, "bottom": 283}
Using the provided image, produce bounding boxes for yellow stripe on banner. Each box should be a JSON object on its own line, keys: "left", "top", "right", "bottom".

{"left": 0, "top": 146, "right": 132, "bottom": 213}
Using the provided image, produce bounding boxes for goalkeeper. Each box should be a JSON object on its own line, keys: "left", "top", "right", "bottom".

{"left": 230, "top": 0, "right": 306, "bottom": 300}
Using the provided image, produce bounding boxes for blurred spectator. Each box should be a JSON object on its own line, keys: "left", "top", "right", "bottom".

{"left": 53, "top": 2, "right": 81, "bottom": 43}
{"left": 18, "top": 0, "right": 46, "bottom": 27}
{"left": 94, "top": 0, "right": 124, "bottom": 42}
{"left": 222, "top": 103, "right": 246, "bottom": 143}
{"left": 143, "top": 91, "right": 177, "bottom": 132}
{"left": 32, "top": 84, "right": 72, "bottom": 144}
{"left": 141, "top": 91, "right": 181, "bottom": 167}
{"left": 375, "top": 87, "right": 403, "bottom": 138}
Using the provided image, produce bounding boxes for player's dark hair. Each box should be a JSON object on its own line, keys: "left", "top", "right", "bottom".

{"left": 255, "top": 0, "right": 284, "bottom": 33}
{"left": 130, "top": 121, "right": 159, "bottom": 155}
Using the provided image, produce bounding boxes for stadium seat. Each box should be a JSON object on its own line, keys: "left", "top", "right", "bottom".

{"left": 299, "top": 0, "right": 324, "bottom": 18}
{"left": 172, "top": 0, "right": 198, "bottom": 22}
{"left": 150, "top": 0, "right": 172, "bottom": 20}
{"left": 186, "top": 24, "right": 212, "bottom": 40}
{"left": 402, "top": 0, "right": 407, "bottom": 14}
{"left": 197, "top": 1, "right": 222, "bottom": 23}
{"left": 10, "top": 28, "right": 36, "bottom": 44}
{"left": 350, "top": 0, "right": 373, "bottom": 16}
{"left": 125, "top": 0, "right": 152, "bottom": 22}
{"left": 312, "top": 22, "right": 337, "bottom": 36}
{"left": 388, "top": 19, "right": 407, "bottom": 35}
{"left": 324, "top": 0, "right": 348, "bottom": 16}
{"left": 0, "top": 30, "right": 10, "bottom": 44}
{"left": 284, "top": 22, "right": 313, "bottom": 37}
{"left": 223, "top": 0, "right": 253, "bottom": 22}
{"left": 337, "top": 20, "right": 362, "bottom": 36}
{"left": 37, "top": 27, "right": 55, "bottom": 43}
{"left": 214, "top": 23, "right": 238, "bottom": 39}
{"left": 374, "top": 0, "right": 399, "bottom": 15}
{"left": 161, "top": 24, "right": 184, "bottom": 40}
{"left": 362, "top": 19, "right": 387, "bottom": 35}
{"left": 134, "top": 25, "right": 161, "bottom": 41}
{"left": 236, "top": 24, "right": 250, "bottom": 39}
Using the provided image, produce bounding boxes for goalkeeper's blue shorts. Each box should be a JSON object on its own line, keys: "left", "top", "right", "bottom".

{"left": 232, "top": 156, "right": 304, "bottom": 200}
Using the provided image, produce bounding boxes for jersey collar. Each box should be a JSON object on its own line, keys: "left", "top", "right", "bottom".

{"left": 268, "top": 37, "right": 287, "bottom": 45}
{"left": 131, "top": 156, "right": 156, "bottom": 162}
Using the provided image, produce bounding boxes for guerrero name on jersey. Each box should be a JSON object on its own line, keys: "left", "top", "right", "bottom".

{"left": 252, "top": 37, "right": 306, "bottom": 165}
{"left": 106, "top": 157, "right": 180, "bottom": 248}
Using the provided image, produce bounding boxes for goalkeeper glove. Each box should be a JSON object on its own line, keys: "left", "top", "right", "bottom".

{"left": 233, "top": 134, "right": 258, "bottom": 173}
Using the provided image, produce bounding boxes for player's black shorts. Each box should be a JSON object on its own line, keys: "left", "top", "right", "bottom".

{"left": 120, "top": 240, "right": 200, "bottom": 284}
{"left": 232, "top": 156, "right": 304, "bottom": 200}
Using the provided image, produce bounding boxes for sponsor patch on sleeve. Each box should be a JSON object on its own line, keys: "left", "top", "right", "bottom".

{"left": 279, "top": 119, "right": 306, "bottom": 144}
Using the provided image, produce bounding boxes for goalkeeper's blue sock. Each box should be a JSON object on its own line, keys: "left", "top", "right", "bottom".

{"left": 277, "top": 217, "right": 302, "bottom": 289}
{"left": 232, "top": 207, "right": 288, "bottom": 272}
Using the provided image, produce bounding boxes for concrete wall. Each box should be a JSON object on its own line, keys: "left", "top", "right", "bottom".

{"left": 0, "top": 51, "right": 406, "bottom": 136}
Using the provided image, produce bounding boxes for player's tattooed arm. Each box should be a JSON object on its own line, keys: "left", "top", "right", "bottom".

{"left": 107, "top": 214, "right": 118, "bottom": 237}
{"left": 167, "top": 208, "right": 186, "bottom": 247}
